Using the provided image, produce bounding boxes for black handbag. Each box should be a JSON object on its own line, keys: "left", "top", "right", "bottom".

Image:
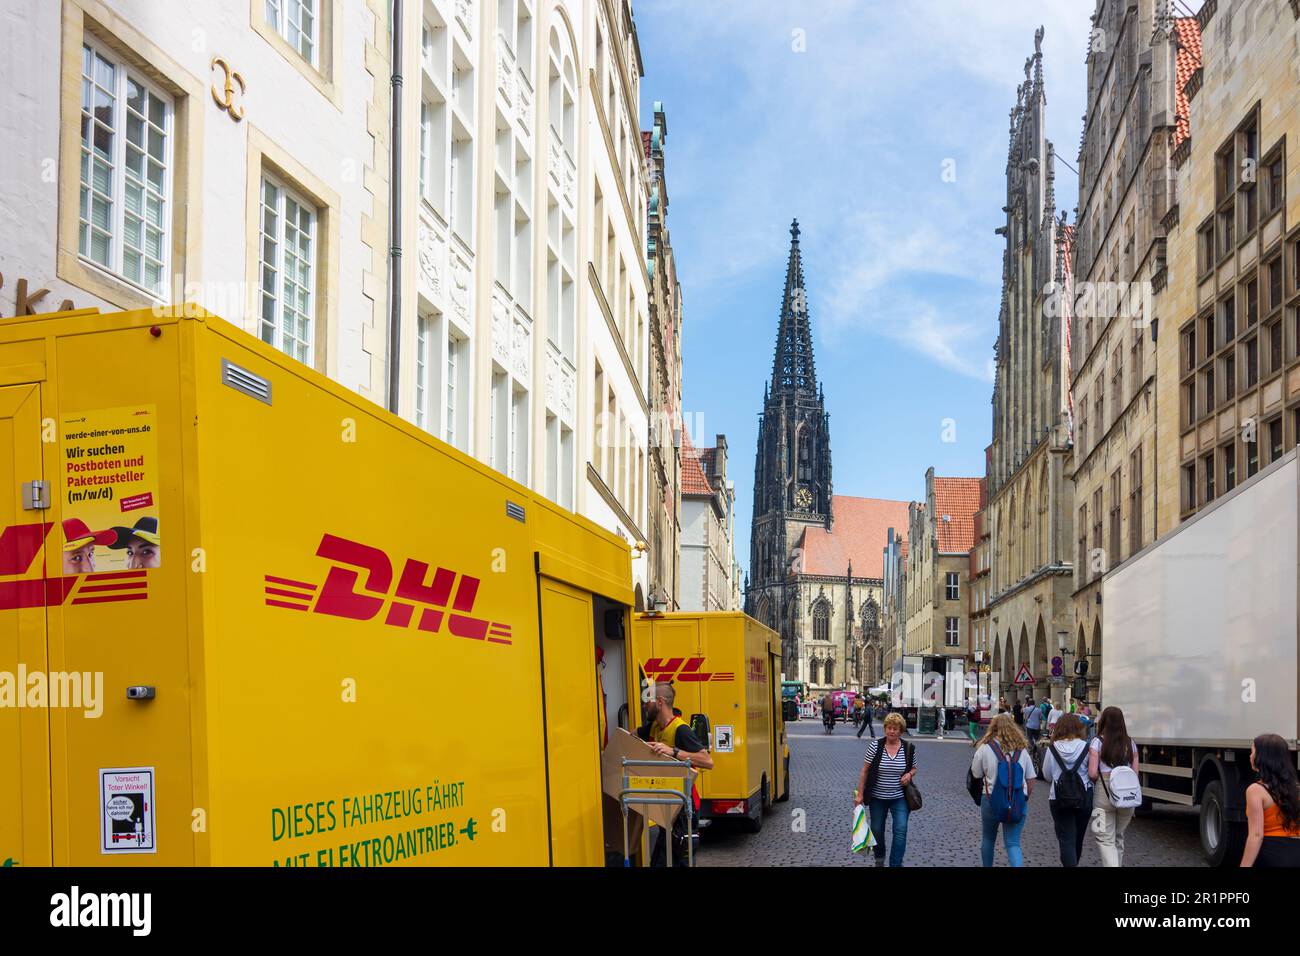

{"left": 902, "top": 742, "right": 922, "bottom": 811}
{"left": 965, "top": 766, "right": 983, "bottom": 806}
{"left": 904, "top": 780, "right": 923, "bottom": 812}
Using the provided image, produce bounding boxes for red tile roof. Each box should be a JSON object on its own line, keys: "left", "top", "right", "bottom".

{"left": 680, "top": 430, "right": 713, "bottom": 496}
{"left": 933, "top": 477, "right": 982, "bottom": 553}
{"left": 797, "top": 495, "right": 910, "bottom": 580}
{"left": 1173, "top": 17, "right": 1203, "bottom": 148}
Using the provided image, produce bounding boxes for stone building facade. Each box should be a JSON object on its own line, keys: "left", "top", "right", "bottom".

{"left": 1069, "top": 0, "right": 1201, "bottom": 700}
{"left": 968, "top": 478, "right": 992, "bottom": 695}
{"left": 396, "top": 0, "right": 655, "bottom": 602}
{"left": 1161, "top": 0, "right": 1300, "bottom": 538}
{"left": 1, "top": 0, "right": 388, "bottom": 382}
{"left": 680, "top": 431, "right": 738, "bottom": 612}
{"left": 644, "top": 102, "right": 683, "bottom": 610}
{"left": 903, "top": 470, "right": 981, "bottom": 659}
{"left": 879, "top": 528, "right": 907, "bottom": 684}
{"left": 744, "top": 221, "right": 908, "bottom": 694}
{"left": 982, "top": 29, "right": 1076, "bottom": 705}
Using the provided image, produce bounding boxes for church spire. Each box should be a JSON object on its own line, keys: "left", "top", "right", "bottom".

{"left": 770, "top": 219, "right": 818, "bottom": 395}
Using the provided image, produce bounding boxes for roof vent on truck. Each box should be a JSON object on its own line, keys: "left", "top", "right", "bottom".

{"left": 221, "top": 359, "right": 272, "bottom": 405}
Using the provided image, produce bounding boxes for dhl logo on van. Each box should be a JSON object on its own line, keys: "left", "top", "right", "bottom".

{"left": 748, "top": 656, "right": 767, "bottom": 683}
{"left": 643, "top": 657, "right": 733, "bottom": 683}
{"left": 264, "top": 533, "right": 513, "bottom": 645}
{"left": 0, "top": 523, "right": 148, "bottom": 610}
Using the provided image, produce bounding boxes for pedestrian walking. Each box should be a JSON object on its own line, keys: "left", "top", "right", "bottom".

{"left": 1013, "top": 700, "right": 1023, "bottom": 725}
{"left": 1241, "top": 733, "right": 1300, "bottom": 867}
{"left": 971, "top": 713, "right": 1036, "bottom": 866}
{"left": 966, "top": 700, "right": 980, "bottom": 745}
{"left": 1087, "top": 706, "right": 1141, "bottom": 867}
{"left": 855, "top": 713, "right": 917, "bottom": 867}
{"left": 1047, "top": 699, "right": 1064, "bottom": 735}
{"left": 1042, "top": 714, "right": 1094, "bottom": 866}
{"left": 857, "top": 695, "right": 876, "bottom": 738}
{"left": 1024, "top": 696, "right": 1044, "bottom": 775}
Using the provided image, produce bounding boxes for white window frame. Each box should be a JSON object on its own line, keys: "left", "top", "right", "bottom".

{"left": 945, "top": 571, "right": 960, "bottom": 602}
{"left": 945, "top": 617, "right": 960, "bottom": 647}
{"left": 265, "top": 0, "right": 319, "bottom": 67}
{"left": 258, "top": 173, "right": 317, "bottom": 365}
{"left": 78, "top": 38, "right": 173, "bottom": 299}
{"left": 445, "top": 329, "right": 463, "bottom": 449}
{"left": 415, "top": 312, "right": 430, "bottom": 430}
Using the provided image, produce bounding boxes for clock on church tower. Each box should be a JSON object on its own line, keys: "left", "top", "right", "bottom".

{"left": 794, "top": 486, "right": 813, "bottom": 509}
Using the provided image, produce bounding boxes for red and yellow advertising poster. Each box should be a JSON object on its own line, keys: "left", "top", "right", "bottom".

{"left": 59, "top": 405, "right": 161, "bottom": 574}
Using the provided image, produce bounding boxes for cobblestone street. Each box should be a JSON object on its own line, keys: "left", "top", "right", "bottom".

{"left": 699, "top": 719, "right": 1206, "bottom": 867}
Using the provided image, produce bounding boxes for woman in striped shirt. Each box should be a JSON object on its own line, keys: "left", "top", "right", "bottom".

{"left": 855, "top": 713, "right": 917, "bottom": 867}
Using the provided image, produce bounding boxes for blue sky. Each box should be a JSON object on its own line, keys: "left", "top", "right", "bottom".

{"left": 634, "top": 0, "right": 1092, "bottom": 572}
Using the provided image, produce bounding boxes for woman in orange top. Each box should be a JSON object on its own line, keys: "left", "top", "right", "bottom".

{"left": 1241, "top": 733, "right": 1300, "bottom": 867}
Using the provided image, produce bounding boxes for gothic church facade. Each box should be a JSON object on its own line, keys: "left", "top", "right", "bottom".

{"left": 744, "top": 222, "right": 909, "bottom": 694}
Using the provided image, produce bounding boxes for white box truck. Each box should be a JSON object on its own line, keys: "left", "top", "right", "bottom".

{"left": 1103, "top": 450, "right": 1299, "bottom": 866}
{"left": 890, "top": 654, "right": 967, "bottom": 732}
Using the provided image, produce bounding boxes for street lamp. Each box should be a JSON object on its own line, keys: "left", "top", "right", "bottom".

{"left": 1057, "top": 630, "right": 1069, "bottom": 705}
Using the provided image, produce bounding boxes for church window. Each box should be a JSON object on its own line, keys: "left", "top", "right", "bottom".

{"left": 824, "top": 658, "right": 834, "bottom": 684}
{"left": 808, "top": 657, "right": 819, "bottom": 684}
{"left": 813, "top": 601, "right": 829, "bottom": 643}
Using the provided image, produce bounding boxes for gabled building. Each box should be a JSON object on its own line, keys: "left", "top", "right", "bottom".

{"left": 1069, "top": 0, "right": 1201, "bottom": 701}
{"left": 643, "top": 102, "right": 683, "bottom": 611}
{"left": 982, "top": 28, "right": 1076, "bottom": 705}
{"left": 903, "top": 470, "right": 981, "bottom": 659}
{"left": 880, "top": 529, "right": 908, "bottom": 685}
{"left": 680, "top": 431, "right": 737, "bottom": 612}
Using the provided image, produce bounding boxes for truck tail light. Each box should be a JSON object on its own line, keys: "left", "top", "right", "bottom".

{"left": 711, "top": 800, "right": 747, "bottom": 815}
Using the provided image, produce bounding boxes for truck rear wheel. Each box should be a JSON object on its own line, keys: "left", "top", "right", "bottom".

{"left": 1200, "top": 780, "right": 1247, "bottom": 867}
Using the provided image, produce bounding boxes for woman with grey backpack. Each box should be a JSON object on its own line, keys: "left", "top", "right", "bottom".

{"left": 1041, "top": 713, "right": 1093, "bottom": 866}
{"left": 1088, "top": 706, "right": 1142, "bottom": 866}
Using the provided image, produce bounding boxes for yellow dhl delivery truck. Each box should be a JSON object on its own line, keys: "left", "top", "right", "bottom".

{"left": 0, "top": 306, "right": 641, "bottom": 867}
{"left": 629, "top": 612, "right": 789, "bottom": 832}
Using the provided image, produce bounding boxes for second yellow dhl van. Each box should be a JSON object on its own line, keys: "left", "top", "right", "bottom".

{"left": 630, "top": 611, "right": 789, "bottom": 832}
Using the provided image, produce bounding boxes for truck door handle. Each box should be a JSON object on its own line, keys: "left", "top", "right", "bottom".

{"left": 125, "top": 685, "right": 156, "bottom": 701}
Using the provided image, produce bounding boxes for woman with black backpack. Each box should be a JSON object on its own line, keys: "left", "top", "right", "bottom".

{"left": 1041, "top": 714, "right": 1093, "bottom": 866}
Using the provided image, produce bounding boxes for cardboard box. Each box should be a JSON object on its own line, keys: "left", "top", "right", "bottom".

{"left": 600, "top": 729, "right": 695, "bottom": 858}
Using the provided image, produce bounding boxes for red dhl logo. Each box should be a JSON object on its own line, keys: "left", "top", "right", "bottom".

{"left": 643, "top": 657, "right": 733, "bottom": 683}
{"left": 265, "top": 533, "right": 513, "bottom": 646}
{"left": 0, "top": 523, "right": 149, "bottom": 609}
{"left": 748, "top": 656, "right": 767, "bottom": 683}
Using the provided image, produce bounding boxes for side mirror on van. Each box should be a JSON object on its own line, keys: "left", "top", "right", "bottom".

{"left": 690, "top": 713, "right": 711, "bottom": 750}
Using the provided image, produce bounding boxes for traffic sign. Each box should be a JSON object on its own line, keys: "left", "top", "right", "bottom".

{"left": 1050, "top": 655, "right": 1063, "bottom": 677}
{"left": 1013, "top": 662, "right": 1035, "bottom": 685}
